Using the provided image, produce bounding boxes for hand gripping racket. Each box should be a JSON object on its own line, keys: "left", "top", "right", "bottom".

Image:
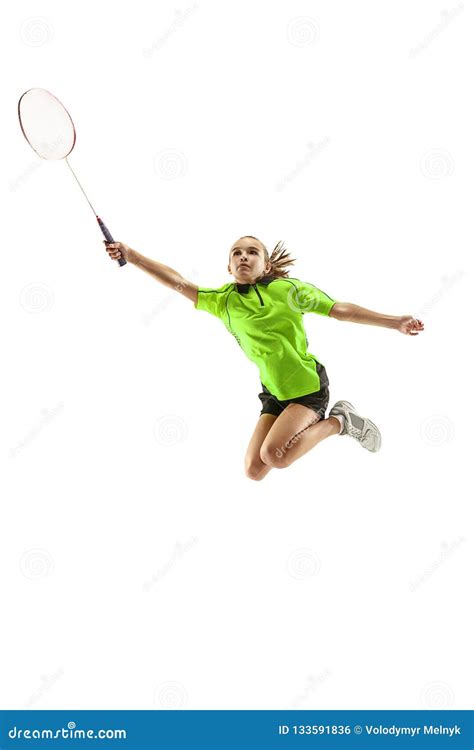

{"left": 18, "top": 87, "right": 126, "bottom": 266}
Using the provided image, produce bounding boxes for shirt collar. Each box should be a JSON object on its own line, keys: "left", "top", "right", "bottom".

{"left": 235, "top": 274, "right": 277, "bottom": 294}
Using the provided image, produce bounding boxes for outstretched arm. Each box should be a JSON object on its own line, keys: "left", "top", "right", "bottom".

{"left": 104, "top": 242, "right": 198, "bottom": 304}
{"left": 329, "top": 302, "right": 424, "bottom": 336}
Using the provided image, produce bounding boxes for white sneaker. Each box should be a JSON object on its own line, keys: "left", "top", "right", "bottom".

{"left": 329, "top": 400, "right": 382, "bottom": 453}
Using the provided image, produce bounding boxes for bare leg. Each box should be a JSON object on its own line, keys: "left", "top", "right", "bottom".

{"left": 260, "top": 404, "right": 340, "bottom": 469}
{"left": 244, "top": 414, "right": 278, "bottom": 480}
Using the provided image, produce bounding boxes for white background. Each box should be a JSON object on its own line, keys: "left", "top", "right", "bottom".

{"left": 1, "top": 0, "right": 472, "bottom": 710}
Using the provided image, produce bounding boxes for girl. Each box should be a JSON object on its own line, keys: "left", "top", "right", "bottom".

{"left": 105, "top": 236, "right": 424, "bottom": 481}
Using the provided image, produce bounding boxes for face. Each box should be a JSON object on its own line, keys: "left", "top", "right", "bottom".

{"left": 228, "top": 237, "right": 272, "bottom": 283}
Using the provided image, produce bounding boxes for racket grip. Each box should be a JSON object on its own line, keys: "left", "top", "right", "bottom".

{"left": 97, "top": 216, "right": 127, "bottom": 267}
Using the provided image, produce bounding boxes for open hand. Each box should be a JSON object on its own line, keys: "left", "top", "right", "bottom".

{"left": 397, "top": 315, "right": 425, "bottom": 336}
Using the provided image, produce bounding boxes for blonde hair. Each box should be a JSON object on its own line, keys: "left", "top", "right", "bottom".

{"left": 239, "top": 236, "right": 297, "bottom": 279}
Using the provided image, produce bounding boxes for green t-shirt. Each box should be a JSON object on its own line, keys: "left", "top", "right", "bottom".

{"left": 194, "top": 274, "right": 337, "bottom": 400}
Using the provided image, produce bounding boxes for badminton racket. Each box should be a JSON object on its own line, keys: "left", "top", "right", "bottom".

{"left": 18, "top": 87, "right": 126, "bottom": 266}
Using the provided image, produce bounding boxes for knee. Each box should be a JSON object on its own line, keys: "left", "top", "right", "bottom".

{"left": 259, "top": 444, "right": 291, "bottom": 469}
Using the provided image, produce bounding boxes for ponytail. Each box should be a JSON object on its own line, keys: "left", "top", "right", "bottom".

{"left": 266, "top": 240, "right": 297, "bottom": 279}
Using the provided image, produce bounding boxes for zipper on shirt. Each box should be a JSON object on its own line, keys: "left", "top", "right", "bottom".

{"left": 253, "top": 284, "right": 264, "bottom": 306}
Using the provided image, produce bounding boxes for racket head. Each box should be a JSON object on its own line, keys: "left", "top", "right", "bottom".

{"left": 18, "top": 88, "right": 76, "bottom": 160}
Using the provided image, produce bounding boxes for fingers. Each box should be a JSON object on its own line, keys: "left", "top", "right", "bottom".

{"left": 409, "top": 320, "right": 423, "bottom": 335}
{"left": 402, "top": 317, "right": 424, "bottom": 335}
{"left": 103, "top": 240, "right": 123, "bottom": 260}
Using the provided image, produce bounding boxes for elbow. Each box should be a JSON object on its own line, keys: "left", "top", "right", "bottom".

{"left": 330, "top": 302, "right": 358, "bottom": 322}
{"left": 329, "top": 302, "right": 348, "bottom": 321}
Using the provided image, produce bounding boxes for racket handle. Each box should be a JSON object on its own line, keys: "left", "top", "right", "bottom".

{"left": 97, "top": 216, "right": 127, "bottom": 267}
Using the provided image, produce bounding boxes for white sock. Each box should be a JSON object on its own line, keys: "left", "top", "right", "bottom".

{"left": 333, "top": 414, "right": 345, "bottom": 434}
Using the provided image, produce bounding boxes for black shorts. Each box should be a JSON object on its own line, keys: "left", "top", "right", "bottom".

{"left": 258, "top": 361, "right": 330, "bottom": 420}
